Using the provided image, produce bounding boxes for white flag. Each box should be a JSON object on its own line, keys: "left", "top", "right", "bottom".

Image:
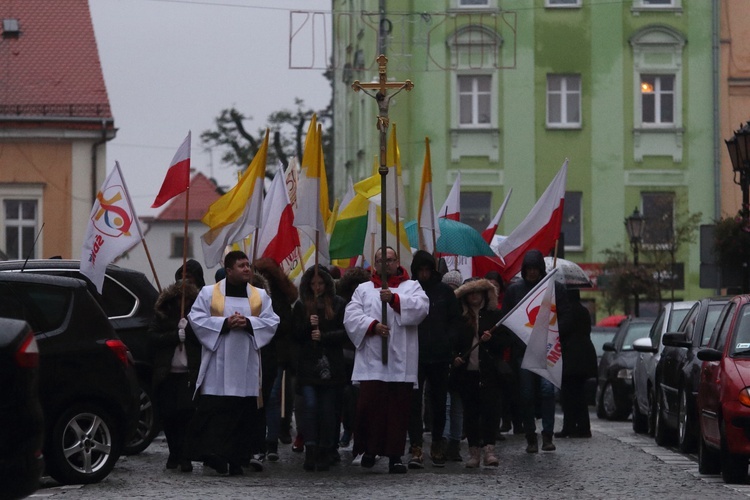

{"left": 80, "top": 162, "right": 143, "bottom": 293}
{"left": 497, "top": 269, "right": 562, "bottom": 388}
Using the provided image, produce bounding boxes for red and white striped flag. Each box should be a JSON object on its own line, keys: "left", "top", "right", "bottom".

{"left": 152, "top": 132, "right": 191, "bottom": 208}
{"left": 257, "top": 165, "right": 300, "bottom": 265}
{"left": 438, "top": 172, "right": 461, "bottom": 221}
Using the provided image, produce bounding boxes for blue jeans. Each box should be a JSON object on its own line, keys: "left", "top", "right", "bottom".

{"left": 443, "top": 391, "right": 463, "bottom": 441}
{"left": 299, "top": 385, "right": 339, "bottom": 450}
{"left": 265, "top": 368, "right": 283, "bottom": 443}
{"left": 519, "top": 368, "right": 555, "bottom": 435}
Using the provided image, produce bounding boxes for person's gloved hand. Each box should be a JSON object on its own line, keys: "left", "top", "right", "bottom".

{"left": 178, "top": 318, "right": 188, "bottom": 329}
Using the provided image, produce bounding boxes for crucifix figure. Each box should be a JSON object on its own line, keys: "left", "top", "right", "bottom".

{"left": 352, "top": 54, "right": 414, "bottom": 365}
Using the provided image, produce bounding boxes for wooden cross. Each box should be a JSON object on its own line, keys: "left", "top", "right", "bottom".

{"left": 351, "top": 54, "right": 414, "bottom": 365}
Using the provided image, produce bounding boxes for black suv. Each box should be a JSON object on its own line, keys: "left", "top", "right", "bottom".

{"left": 0, "top": 273, "right": 140, "bottom": 484}
{"left": 0, "top": 259, "right": 159, "bottom": 454}
{"left": 0, "top": 317, "right": 44, "bottom": 498}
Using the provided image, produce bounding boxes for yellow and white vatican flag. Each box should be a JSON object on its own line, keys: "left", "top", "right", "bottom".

{"left": 496, "top": 269, "right": 562, "bottom": 388}
{"left": 80, "top": 162, "right": 143, "bottom": 293}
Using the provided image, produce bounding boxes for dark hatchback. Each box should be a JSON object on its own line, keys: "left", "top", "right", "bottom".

{"left": 653, "top": 297, "right": 728, "bottom": 451}
{"left": 0, "top": 259, "right": 160, "bottom": 454}
{"left": 0, "top": 273, "right": 140, "bottom": 485}
{"left": 595, "top": 317, "right": 655, "bottom": 420}
{"left": 0, "top": 317, "right": 44, "bottom": 499}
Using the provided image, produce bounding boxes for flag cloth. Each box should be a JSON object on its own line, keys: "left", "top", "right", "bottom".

{"left": 482, "top": 188, "right": 512, "bottom": 243}
{"left": 496, "top": 270, "right": 557, "bottom": 345}
{"left": 438, "top": 172, "right": 461, "bottom": 221}
{"left": 496, "top": 159, "right": 568, "bottom": 282}
{"left": 81, "top": 162, "right": 143, "bottom": 293}
{"left": 257, "top": 165, "right": 300, "bottom": 266}
{"left": 200, "top": 130, "right": 269, "bottom": 268}
{"left": 519, "top": 271, "right": 562, "bottom": 388}
{"left": 417, "top": 137, "right": 440, "bottom": 253}
{"left": 152, "top": 131, "right": 191, "bottom": 208}
{"left": 294, "top": 118, "right": 330, "bottom": 262}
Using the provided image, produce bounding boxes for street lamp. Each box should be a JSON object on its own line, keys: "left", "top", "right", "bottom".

{"left": 725, "top": 121, "right": 750, "bottom": 293}
{"left": 625, "top": 207, "right": 646, "bottom": 317}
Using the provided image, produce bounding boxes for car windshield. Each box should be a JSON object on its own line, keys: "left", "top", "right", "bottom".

{"left": 731, "top": 304, "right": 750, "bottom": 356}
{"left": 622, "top": 322, "right": 654, "bottom": 350}
{"left": 700, "top": 304, "right": 725, "bottom": 347}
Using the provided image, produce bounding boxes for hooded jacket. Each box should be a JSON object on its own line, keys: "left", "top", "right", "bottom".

{"left": 292, "top": 266, "right": 347, "bottom": 386}
{"left": 410, "top": 250, "right": 463, "bottom": 364}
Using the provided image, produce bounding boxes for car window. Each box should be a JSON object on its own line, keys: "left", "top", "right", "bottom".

{"left": 712, "top": 302, "right": 736, "bottom": 350}
{"left": 0, "top": 281, "right": 70, "bottom": 332}
{"left": 100, "top": 277, "right": 137, "bottom": 318}
{"left": 701, "top": 304, "right": 725, "bottom": 347}
{"left": 681, "top": 308, "right": 697, "bottom": 342}
{"left": 730, "top": 304, "right": 750, "bottom": 356}
{"left": 590, "top": 330, "right": 615, "bottom": 356}
{"left": 623, "top": 323, "right": 654, "bottom": 350}
{"left": 668, "top": 308, "right": 690, "bottom": 332}
{"left": 649, "top": 309, "right": 665, "bottom": 344}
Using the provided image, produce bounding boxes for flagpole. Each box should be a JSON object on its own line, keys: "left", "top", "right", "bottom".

{"left": 392, "top": 125, "right": 401, "bottom": 255}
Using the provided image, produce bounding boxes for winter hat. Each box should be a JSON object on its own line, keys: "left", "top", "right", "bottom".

{"left": 442, "top": 270, "right": 463, "bottom": 290}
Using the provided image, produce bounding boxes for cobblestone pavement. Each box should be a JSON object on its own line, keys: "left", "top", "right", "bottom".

{"left": 29, "top": 412, "right": 750, "bottom": 500}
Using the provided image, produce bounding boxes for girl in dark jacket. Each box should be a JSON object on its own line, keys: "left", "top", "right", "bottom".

{"left": 292, "top": 265, "right": 348, "bottom": 471}
{"left": 451, "top": 278, "right": 512, "bottom": 468}
{"left": 149, "top": 271, "right": 202, "bottom": 472}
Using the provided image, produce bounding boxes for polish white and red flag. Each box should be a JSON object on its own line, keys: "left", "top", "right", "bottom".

{"left": 481, "top": 188, "right": 512, "bottom": 243}
{"left": 496, "top": 159, "right": 567, "bottom": 282}
{"left": 257, "top": 164, "right": 300, "bottom": 266}
{"left": 152, "top": 132, "right": 191, "bottom": 208}
{"left": 438, "top": 171, "right": 461, "bottom": 221}
{"left": 496, "top": 269, "right": 562, "bottom": 388}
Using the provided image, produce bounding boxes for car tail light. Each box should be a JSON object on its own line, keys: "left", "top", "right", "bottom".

{"left": 15, "top": 332, "right": 39, "bottom": 368}
{"left": 106, "top": 339, "right": 130, "bottom": 366}
{"left": 740, "top": 388, "right": 750, "bottom": 408}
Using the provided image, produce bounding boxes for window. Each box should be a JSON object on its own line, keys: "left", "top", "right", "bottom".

{"left": 460, "top": 191, "right": 491, "bottom": 233}
{"left": 641, "top": 192, "right": 674, "bottom": 246}
{"left": 547, "top": 75, "right": 581, "bottom": 128}
{"left": 457, "top": 0, "right": 491, "bottom": 7}
{"left": 547, "top": 0, "right": 581, "bottom": 7}
{"left": 640, "top": 74, "right": 674, "bottom": 125}
{"left": 4, "top": 199, "right": 37, "bottom": 260}
{"left": 458, "top": 75, "right": 492, "bottom": 127}
{"left": 562, "top": 191, "right": 582, "bottom": 250}
{"left": 171, "top": 234, "right": 193, "bottom": 259}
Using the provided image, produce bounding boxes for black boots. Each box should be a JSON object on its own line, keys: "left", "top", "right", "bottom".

{"left": 525, "top": 433, "right": 539, "bottom": 454}
{"left": 303, "top": 445, "right": 316, "bottom": 471}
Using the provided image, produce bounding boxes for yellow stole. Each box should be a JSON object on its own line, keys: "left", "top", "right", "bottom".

{"left": 209, "top": 282, "right": 262, "bottom": 317}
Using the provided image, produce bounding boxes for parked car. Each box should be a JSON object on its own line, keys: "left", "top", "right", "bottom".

{"left": 651, "top": 297, "right": 728, "bottom": 451}
{"left": 0, "top": 273, "right": 140, "bottom": 485}
{"left": 596, "top": 317, "right": 655, "bottom": 420}
{"left": 0, "top": 259, "right": 159, "bottom": 454}
{"left": 631, "top": 301, "right": 695, "bottom": 435}
{"left": 585, "top": 326, "right": 618, "bottom": 405}
{"left": 0, "top": 317, "right": 44, "bottom": 498}
{"left": 697, "top": 294, "right": 750, "bottom": 484}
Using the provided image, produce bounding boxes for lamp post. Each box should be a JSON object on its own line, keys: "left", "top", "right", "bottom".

{"left": 625, "top": 207, "right": 646, "bottom": 317}
{"left": 725, "top": 121, "right": 750, "bottom": 293}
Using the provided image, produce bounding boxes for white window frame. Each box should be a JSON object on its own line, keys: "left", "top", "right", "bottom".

{"left": 0, "top": 184, "right": 43, "bottom": 260}
{"left": 546, "top": 0, "right": 582, "bottom": 8}
{"left": 455, "top": 0, "right": 496, "bottom": 9}
{"left": 640, "top": 74, "right": 675, "bottom": 127}
{"left": 547, "top": 74, "right": 582, "bottom": 129}
{"left": 633, "top": 0, "right": 681, "bottom": 9}
{"left": 456, "top": 74, "right": 494, "bottom": 129}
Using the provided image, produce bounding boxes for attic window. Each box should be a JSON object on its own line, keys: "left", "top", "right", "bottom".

{"left": 3, "top": 18, "right": 19, "bottom": 38}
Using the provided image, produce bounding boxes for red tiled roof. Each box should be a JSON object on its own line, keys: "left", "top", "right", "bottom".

{"left": 0, "top": 0, "right": 111, "bottom": 119}
{"left": 155, "top": 172, "right": 222, "bottom": 222}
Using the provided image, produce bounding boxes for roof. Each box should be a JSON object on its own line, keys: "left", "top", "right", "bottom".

{"left": 153, "top": 172, "right": 221, "bottom": 222}
{"left": 0, "top": 0, "right": 112, "bottom": 122}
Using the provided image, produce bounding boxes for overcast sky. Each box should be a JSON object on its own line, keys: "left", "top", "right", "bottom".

{"left": 88, "top": 0, "right": 331, "bottom": 217}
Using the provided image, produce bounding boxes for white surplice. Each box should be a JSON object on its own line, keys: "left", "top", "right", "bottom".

{"left": 188, "top": 281, "right": 280, "bottom": 397}
{"left": 344, "top": 278, "right": 428, "bottom": 385}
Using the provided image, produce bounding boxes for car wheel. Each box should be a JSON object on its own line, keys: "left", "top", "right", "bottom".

{"left": 632, "top": 390, "right": 648, "bottom": 434}
{"left": 698, "top": 436, "right": 721, "bottom": 475}
{"left": 602, "top": 383, "right": 621, "bottom": 420}
{"left": 122, "top": 385, "right": 159, "bottom": 455}
{"left": 596, "top": 384, "right": 606, "bottom": 419}
{"left": 677, "top": 388, "right": 697, "bottom": 453}
{"left": 721, "top": 421, "right": 749, "bottom": 484}
{"left": 45, "top": 404, "right": 122, "bottom": 484}
{"left": 654, "top": 388, "right": 676, "bottom": 446}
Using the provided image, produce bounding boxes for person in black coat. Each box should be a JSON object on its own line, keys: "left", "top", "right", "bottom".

{"left": 406, "top": 250, "right": 463, "bottom": 468}
{"left": 292, "top": 265, "right": 348, "bottom": 471}
{"left": 556, "top": 289, "right": 597, "bottom": 438}
{"left": 149, "top": 261, "right": 204, "bottom": 472}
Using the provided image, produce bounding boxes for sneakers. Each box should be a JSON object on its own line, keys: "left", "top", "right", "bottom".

{"left": 408, "top": 445, "right": 425, "bottom": 469}
{"left": 541, "top": 432, "right": 556, "bottom": 452}
{"left": 248, "top": 455, "right": 264, "bottom": 471}
{"left": 266, "top": 442, "right": 279, "bottom": 462}
{"left": 483, "top": 444, "right": 499, "bottom": 467}
{"left": 465, "top": 447, "right": 481, "bottom": 468}
{"left": 388, "top": 457, "right": 407, "bottom": 474}
{"left": 525, "top": 434, "right": 539, "bottom": 454}
{"left": 430, "top": 440, "right": 446, "bottom": 468}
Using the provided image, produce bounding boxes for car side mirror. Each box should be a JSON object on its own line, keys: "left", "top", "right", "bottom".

{"left": 602, "top": 342, "right": 616, "bottom": 352}
{"left": 633, "top": 337, "right": 657, "bottom": 353}
{"left": 661, "top": 332, "right": 691, "bottom": 349}
{"left": 697, "top": 348, "right": 722, "bottom": 362}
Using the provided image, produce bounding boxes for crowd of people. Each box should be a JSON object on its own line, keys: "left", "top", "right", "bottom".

{"left": 148, "top": 247, "right": 597, "bottom": 476}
